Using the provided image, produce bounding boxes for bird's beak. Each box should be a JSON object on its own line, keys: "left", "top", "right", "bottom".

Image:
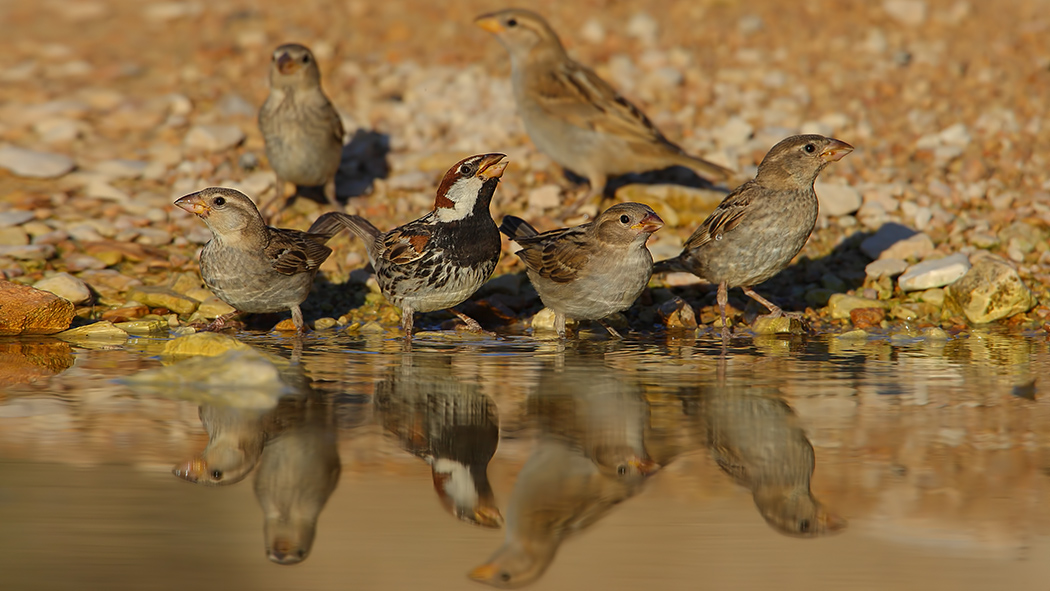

{"left": 174, "top": 193, "right": 210, "bottom": 219}
{"left": 631, "top": 212, "right": 664, "bottom": 233}
{"left": 468, "top": 563, "right": 500, "bottom": 582}
{"left": 820, "top": 510, "right": 848, "bottom": 533}
{"left": 820, "top": 139, "right": 854, "bottom": 162}
{"left": 276, "top": 52, "right": 296, "bottom": 75}
{"left": 474, "top": 14, "right": 504, "bottom": 34}
{"left": 473, "top": 505, "right": 505, "bottom": 529}
{"left": 172, "top": 458, "right": 204, "bottom": 482}
{"left": 477, "top": 153, "right": 509, "bottom": 181}
{"left": 629, "top": 456, "right": 660, "bottom": 476}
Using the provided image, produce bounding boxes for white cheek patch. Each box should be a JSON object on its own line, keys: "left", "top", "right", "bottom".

{"left": 434, "top": 177, "right": 482, "bottom": 222}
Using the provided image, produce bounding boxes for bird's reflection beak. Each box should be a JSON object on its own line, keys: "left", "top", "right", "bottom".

{"left": 629, "top": 457, "right": 660, "bottom": 476}
{"left": 469, "top": 562, "right": 500, "bottom": 582}
{"left": 820, "top": 510, "right": 848, "bottom": 533}
{"left": 474, "top": 505, "right": 505, "bottom": 529}
{"left": 172, "top": 457, "right": 204, "bottom": 482}
{"left": 820, "top": 139, "right": 854, "bottom": 162}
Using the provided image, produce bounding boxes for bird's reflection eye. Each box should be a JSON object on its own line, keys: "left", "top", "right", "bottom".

{"left": 499, "top": 572, "right": 511, "bottom": 582}
{"left": 506, "top": 18, "right": 518, "bottom": 27}
{"left": 211, "top": 470, "right": 223, "bottom": 480}
{"left": 619, "top": 215, "right": 630, "bottom": 224}
{"left": 798, "top": 519, "right": 810, "bottom": 532}
{"left": 803, "top": 143, "right": 816, "bottom": 153}
{"left": 213, "top": 197, "right": 226, "bottom": 207}
{"left": 616, "top": 464, "right": 627, "bottom": 476}
{"left": 302, "top": 54, "right": 310, "bottom": 64}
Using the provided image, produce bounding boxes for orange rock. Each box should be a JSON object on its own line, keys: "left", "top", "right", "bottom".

{"left": 0, "top": 280, "right": 75, "bottom": 335}
{"left": 849, "top": 307, "right": 886, "bottom": 330}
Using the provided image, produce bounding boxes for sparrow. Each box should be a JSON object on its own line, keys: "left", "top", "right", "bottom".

{"left": 175, "top": 187, "right": 340, "bottom": 334}
{"left": 309, "top": 154, "right": 507, "bottom": 340}
{"left": 475, "top": 9, "right": 732, "bottom": 205}
{"left": 654, "top": 135, "right": 853, "bottom": 338}
{"left": 258, "top": 43, "right": 345, "bottom": 217}
{"left": 470, "top": 368, "right": 657, "bottom": 588}
{"left": 253, "top": 390, "right": 341, "bottom": 565}
{"left": 375, "top": 353, "right": 503, "bottom": 528}
{"left": 172, "top": 404, "right": 268, "bottom": 486}
{"left": 500, "top": 202, "right": 663, "bottom": 338}
{"left": 701, "top": 386, "right": 846, "bottom": 537}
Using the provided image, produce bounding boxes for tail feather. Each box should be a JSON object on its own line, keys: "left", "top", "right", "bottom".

{"left": 308, "top": 212, "right": 383, "bottom": 264}
{"left": 498, "top": 215, "right": 539, "bottom": 241}
{"left": 653, "top": 256, "right": 688, "bottom": 275}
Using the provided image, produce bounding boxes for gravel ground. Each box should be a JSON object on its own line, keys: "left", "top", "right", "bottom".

{"left": 0, "top": 0, "right": 1048, "bottom": 337}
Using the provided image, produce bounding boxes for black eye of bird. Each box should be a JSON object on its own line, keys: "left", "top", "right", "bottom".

{"left": 798, "top": 519, "right": 810, "bottom": 532}
{"left": 803, "top": 143, "right": 816, "bottom": 153}
{"left": 617, "top": 464, "right": 627, "bottom": 475}
{"left": 459, "top": 164, "right": 474, "bottom": 175}
{"left": 506, "top": 18, "right": 518, "bottom": 27}
{"left": 499, "top": 572, "right": 511, "bottom": 582}
{"left": 213, "top": 196, "right": 226, "bottom": 207}
{"left": 302, "top": 54, "right": 310, "bottom": 63}
{"left": 211, "top": 470, "right": 223, "bottom": 480}
{"left": 619, "top": 214, "right": 630, "bottom": 224}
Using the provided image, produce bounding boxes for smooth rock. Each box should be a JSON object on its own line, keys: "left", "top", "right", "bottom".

{"left": 827, "top": 294, "right": 887, "bottom": 319}
{"left": 195, "top": 296, "right": 236, "bottom": 319}
{"left": 527, "top": 184, "right": 562, "bottom": 210}
{"left": 919, "top": 288, "right": 945, "bottom": 306}
{"left": 659, "top": 297, "right": 698, "bottom": 329}
{"left": 883, "top": 0, "right": 927, "bottom": 26}
{"left": 162, "top": 332, "right": 253, "bottom": 358}
{"left": 56, "top": 321, "right": 129, "bottom": 341}
{"left": 815, "top": 181, "right": 862, "bottom": 217}
{"left": 850, "top": 307, "right": 886, "bottom": 329}
{"left": 0, "top": 244, "right": 55, "bottom": 260}
{"left": 0, "top": 280, "right": 76, "bottom": 335}
{"left": 0, "top": 211, "right": 36, "bottom": 227}
{"left": 0, "top": 145, "right": 75, "bottom": 178}
{"left": 751, "top": 316, "right": 805, "bottom": 335}
{"left": 184, "top": 124, "right": 245, "bottom": 153}
{"left": 313, "top": 317, "right": 338, "bottom": 331}
{"left": 114, "top": 319, "right": 168, "bottom": 335}
{"left": 945, "top": 258, "right": 1037, "bottom": 323}
{"left": 126, "top": 285, "right": 199, "bottom": 314}
{"left": 898, "top": 253, "right": 971, "bottom": 292}
{"left": 34, "top": 273, "right": 91, "bottom": 304}
{"left": 63, "top": 253, "right": 108, "bottom": 271}
{"left": 0, "top": 226, "right": 28, "bottom": 246}
{"left": 530, "top": 307, "right": 577, "bottom": 334}
{"left": 93, "top": 159, "right": 148, "bottom": 179}
{"left": 865, "top": 258, "right": 908, "bottom": 279}
{"left": 860, "top": 222, "right": 918, "bottom": 259}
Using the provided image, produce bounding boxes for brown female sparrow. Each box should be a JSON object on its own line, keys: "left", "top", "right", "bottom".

{"left": 500, "top": 202, "right": 663, "bottom": 338}
{"left": 654, "top": 135, "right": 853, "bottom": 338}
{"left": 475, "top": 9, "right": 732, "bottom": 205}
{"left": 258, "top": 43, "right": 345, "bottom": 218}
{"left": 309, "top": 154, "right": 507, "bottom": 340}
{"left": 175, "top": 187, "right": 339, "bottom": 334}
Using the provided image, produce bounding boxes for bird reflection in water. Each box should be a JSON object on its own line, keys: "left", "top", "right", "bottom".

{"left": 171, "top": 358, "right": 341, "bottom": 565}
{"left": 375, "top": 352, "right": 503, "bottom": 528}
{"left": 697, "top": 385, "right": 846, "bottom": 537}
{"left": 470, "top": 367, "right": 658, "bottom": 588}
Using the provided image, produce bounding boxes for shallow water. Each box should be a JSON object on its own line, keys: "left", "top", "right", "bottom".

{"left": 1, "top": 328, "right": 1049, "bottom": 590}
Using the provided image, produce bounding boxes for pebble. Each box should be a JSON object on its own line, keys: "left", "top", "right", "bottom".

{"left": 850, "top": 307, "right": 886, "bottom": 329}
{"left": 161, "top": 332, "right": 253, "bottom": 358}
{"left": 751, "top": 316, "right": 804, "bottom": 335}
{"left": 34, "top": 273, "right": 92, "bottom": 305}
{"left": 945, "top": 258, "right": 1037, "bottom": 323}
{"left": 530, "top": 307, "right": 577, "bottom": 335}
{"left": 55, "top": 321, "right": 129, "bottom": 341}
{"left": 114, "top": 319, "right": 168, "bottom": 335}
{"left": 94, "top": 159, "right": 148, "bottom": 179}
{"left": 0, "top": 227, "right": 28, "bottom": 246}
{"left": 0, "top": 144, "right": 75, "bottom": 178}
{"left": 184, "top": 124, "right": 245, "bottom": 153}
{"left": 313, "top": 317, "right": 338, "bottom": 331}
{"left": 0, "top": 211, "right": 35, "bottom": 228}
{"left": 0, "top": 244, "right": 56, "bottom": 261}
{"left": 658, "top": 297, "right": 698, "bottom": 329}
{"left": 860, "top": 222, "right": 918, "bottom": 259}
{"left": 527, "top": 184, "right": 562, "bottom": 210}
{"left": 865, "top": 258, "right": 908, "bottom": 279}
{"left": 125, "top": 286, "right": 199, "bottom": 315}
{"left": 0, "top": 280, "right": 75, "bottom": 335}
{"left": 883, "top": 0, "right": 927, "bottom": 26}
{"left": 897, "top": 253, "right": 971, "bottom": 291}
{"left": 815, "top": 181, "right": 862, "bottom": 217}
{"left": 919, "top": 288, "right": 945, "bottom": 306}
{"left": 194, "top": 296, "right": 236, "bottom": 320}
{"left": 827, "top": 294, "right": 887, "bottom": 319}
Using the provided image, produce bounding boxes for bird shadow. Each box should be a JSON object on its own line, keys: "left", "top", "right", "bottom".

{"left": 336, "top": 129, "right": 391, "bottom": 201}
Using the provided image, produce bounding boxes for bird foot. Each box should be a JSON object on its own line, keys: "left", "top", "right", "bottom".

{"left": 452, "top": 311, "right": 500, "bottom": 339}
{"left": 596, "top": 319, "right": 624, "bottom": 339}
{"left": 192, "top": 312, "right": 242, "bottom": 332}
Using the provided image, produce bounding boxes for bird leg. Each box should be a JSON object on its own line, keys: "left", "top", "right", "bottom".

{"left": 596, "top": 319, "right": 623, "bottom": 339}
{"left": 554, "top": 312, "right": 567, "bottom": 339}
{"left": 402, "top": 307, "right": 415, "bottom": 341}
{"left": 566, "top": 172, "right": 606, "bottom": 217}
{"left": 258, "top": 174, "right": 287, "bottom": 223}
{"left": 717, "top": 281, "right": 730, "bottom": 340}
{"left": 451, "top": 310, "right": 498, "bottom": 339}
{"left": 291, "top": 305, "right": 306, "bottom": 336}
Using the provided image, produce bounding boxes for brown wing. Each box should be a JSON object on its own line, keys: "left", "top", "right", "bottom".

{"left": 265, "top": 228, "right": 333, "bottom": 275}
{"left": 682, "top": 181, "right": 757, "bottom": 250}
{"left": 514, "top": 226, "right": 595, "bottom": 283}
{"left": 379, "top": 220, "right": 433, "bottom": 266}
{"left": 529, "top": 59, "right": 677, "bottom": 148}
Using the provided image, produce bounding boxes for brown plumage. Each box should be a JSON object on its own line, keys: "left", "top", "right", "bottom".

{"left": 476, "top": 9, "right": 732, "bottom": 205}
{"left": 500, "top": 202, "right": 663, "bottom": 338}
{"left": 310, "top": 154, "right": 507, "bottom": 340}
{"left": 258, "top": 43, "right": 345, "bottom": 218}
{"left": 175, "top": 187, "right": 339, "bottom": 334}
{"left": 654, "top": 134, "right": 853, "bottom": 338}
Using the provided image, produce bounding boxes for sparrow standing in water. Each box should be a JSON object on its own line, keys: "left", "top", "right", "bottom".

{"left": 654, "top": 135, "right": 853, "bottom": 338}
{"left": 500, "top": 202, "right": 663, "bottom": 338}
{"left": 175, "top": 187, "right": 339, "bottom": 334}
{"left": 476, "top": 9, "right": 732, "bottom": 205}
{"left": 310, "top": 154, "right": 507, "bottom": 340}
{"left": 258, "top": 43, "right": 345, "bottom": 218}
